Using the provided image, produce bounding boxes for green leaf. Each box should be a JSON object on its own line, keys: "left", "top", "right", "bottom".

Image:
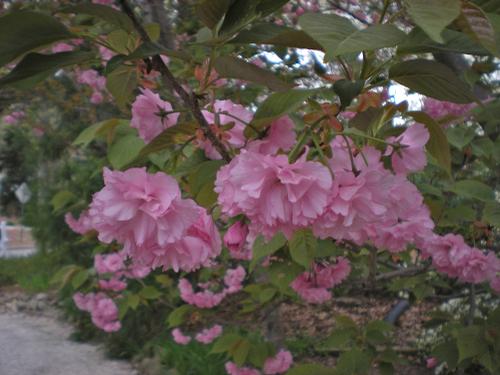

{"left": 398, "top": 28, "right": 489, "bottom": 55}
{"left": 139, "top": 286, "right": 162, "bottom": 300}
{"left": 407, "top": 111, "right": 452, "bottom": 175}
{"left": 404, "top": 0, "right": 461, "bottom": 43}
{"left": 73, "top": 119, "right": 128, "bottom": 147}
{"left": 448, "top": 179, "right": 495, "bottom": 202}
{"left": 137, "top": 122, "right": 198, "bottom": 160}
{"left": 219, "top": 0, "right": 260, "bottom": 36}
{"left": 298, "top": 13, "right": 357, "bottom": 60}
{"left": 432, "top": 339, "right": 459, "bottom": 369}
{"left": 0, "top": 11, "right": 74, "bottom": 67}
{"left": 167, "top": 305, "right": 193, "bottom": 328}
{"left": 289, "top": 229, "right": 317, "bottom": 268}
{"left": 211, "top": 333, "right": 242, "bottom": 353}
{"left": 188, "top": 160, "right": 225, "bottom": 207}
{"left": 247, "top": 89, "right": 318, "bottom": 137}
{"left": 231, "top": 23, "right": 323, "bottom": 50}
{"left": 127, "top": 294, "right": 140, "bottom": 310}
{"left": 455, "top": 326, "right": 488, "bottom": 362}
{"left": 71, "top": 269, "right": 89, "bottom": 289}
{"left": 51, "top": 190, "right": 75, "bottom": 212}
{"left": 250, "top": 232, "right": 287, "bottom": 271}
{"left": 255, "top": 0, "right": 289, "bottom": 15}
{"left": 230, "top": 338, "right": 250, "bottom": 366}
{"left": 335, "top": 348, "right": 372, "bottom": 375}
{"left": 196, "top": 0, "right": 232, "bottom": 29}
{"left": 108, "top": 134, "right": 145, "bottom": 170}
{"left": 268, "top": 261, "right": 303, "bottom": 292}
{"left": 59, "top": 4, "right": 134, "bottom": 32}
{"left": 333, "top": 79, "right": 365, "bottom": 109}
{"left": 287, "top": 364, "right": 335, "bottom": 375}
{"left": 0, "top": 51, "right": 94, "bottom": 89}
{"left": 334, "top": 24, "right": 407, "bottom": 56}
{"left": 214, "top": 56, "right": 293, "bottom": 91}
{"left": 446, "top": 126, "right": 476, "bottom": 149}
{"left": 319, "top": 328, "right": 357, "bottom": 349}
{"left": 105, "top": 65, "right": 138, "bottom": 110}
{"left": 483, "top": 201, "right": 500, "bottom": 226}
{"left": 389, "top": 60, "right": 476, "bottom": 104}
{"left": 456, "top": 2, "right": 499, "bottom": 55}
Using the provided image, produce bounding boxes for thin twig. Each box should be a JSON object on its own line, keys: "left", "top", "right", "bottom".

{"left": 375, "top": 266, "right": 427, "bottom": 281}
{"left": 118, "top": 0, "right": 231, "bottom": 162}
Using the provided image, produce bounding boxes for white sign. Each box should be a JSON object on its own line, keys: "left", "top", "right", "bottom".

{"left": 15, "top": 182, "right": 31, "bottom": 204}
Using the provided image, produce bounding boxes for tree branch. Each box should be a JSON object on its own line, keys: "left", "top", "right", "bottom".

{"left": 375, "top": 266, "right": 427, "bottom": 281}
{"left": 118, "top": 0, "right": 232, "bottom": 162}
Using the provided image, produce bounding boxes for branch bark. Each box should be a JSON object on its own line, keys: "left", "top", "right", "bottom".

{"left": 118, "top": 0, "right": 232, "bottom": 162}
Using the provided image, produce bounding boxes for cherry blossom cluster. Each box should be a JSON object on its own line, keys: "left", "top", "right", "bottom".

{"left": 66, "top": 167, "right": 221, "bottom": 272}
{"left": 423, "top": 97, "right": 475, "bottom": 124}
{"left": 291, "top": 258, "right": 351, "bottom": 304}
{"left": 2, "top": 110, "right": 25, "bottom": 125}
{"left": 171, "top": 324, "right": 223, "bottom": 345}
{"left": 73, "top": 292, "right": 121, "bottom": 332}
{"left": 225, "top": 349, "right": 293, "bottom": 375}
{"left": 178, "top": 266, "right": 246, "bottom": 308}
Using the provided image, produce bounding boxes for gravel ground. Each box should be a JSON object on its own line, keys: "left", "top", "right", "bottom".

{"left": 0, "top": 312, "right": 136, "bottom": 375}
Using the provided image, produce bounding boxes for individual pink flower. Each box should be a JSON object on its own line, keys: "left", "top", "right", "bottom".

{"left": 246, "top": 116, "right": 296, "bottom": 155}
{"left": 65, "top": 210, "right": 93, "bottom": 235}
{"left": 263, "top": 349, "right": 293, "bottom": 374}
{"left": 172, "top": 328, "right": 191, "bottom": 345}
{"left": 386, "top": 124, "right": 430, "bottom": 175}
{"left": 195, "top": 324, "right": 223, "bottom": 344}
{"left": 128, "top": 206, "right": 221, "bottom": 272}
{"left": 90, "top": 91, "right": 104, "bottom": 104}
{"left": 224, "top": 222, "right": 248, "bottom": 253}
{"left": 98, "top": 45, "right": 115, "bottom": 62}
{"left": 131, "top": 88, "right": 179, "bottom": 143}
{"left": 2, "top": 111, "right": 25, "bottom": 125}
{"left": 89, "top": 167, "right": 198, "bottom": 247}
{"left": 426, "top": 357, "right": 438, "bottom": 368}
{"left": 423, "top": 98, "right": 475, "bottom": 123}
{"left": 178, "top": 278, "right": 225, "bottom": 308}
{"left": 224, "top": 266, "right": 246, "bottom": 294}
{"left": 290, "top": 274, "right": 331, "bottom": 304}
{"left": 215, "top": 150, "right": 332, "bottom": 239}
{"left": 73, "top": 292, "right": 121, "bottom": 332}
{"left": 98, "top": 278, "right": 127, "bottom": 292}
{"left": 199, "top": 100, "right": 253, "bottom": 159}
{"left": 314, "top": 257, "right": 351, "bottom": 288}
{"left": 52, "top": 42, "right": 74, "bottom": 53}
{"left": 94, "top": 252, "right": 125, "bottom": 274}
{"left": 225, "top": 362, "right": 260, "bottom": 375}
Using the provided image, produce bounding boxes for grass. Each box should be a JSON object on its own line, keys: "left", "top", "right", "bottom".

{"left": 0, "top": 251, "right": 61, "bottom": 293}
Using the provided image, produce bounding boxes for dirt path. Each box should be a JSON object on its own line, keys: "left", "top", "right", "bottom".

{"left": 0, "top": 313, "right": 136, "bottom": 375}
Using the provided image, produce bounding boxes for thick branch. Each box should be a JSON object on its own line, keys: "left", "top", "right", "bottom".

{"left": 119, "top": 0, "right": 232, "bottom": 162}
{"left": 375, "top": 266, "right": 427, "bottom": 281}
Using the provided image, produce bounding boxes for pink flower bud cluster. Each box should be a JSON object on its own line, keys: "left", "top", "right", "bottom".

{"left": 73, "top": 292, "right": 121, "bottom": 332}
{"left": 65, "top": 167, "right": 221, "bottom": 273}
{"left": 290, "top": 258, "right": 351, "bottom": 304}
{"left": 171, "top": 325, "right": 224, "bottom": 345}
{"left": 2, "top": 111, "right": 25, "bottom": 125}
{"left": 178, "top": 266, "right": 246, "bottom": 308}
{"left": 223, "top": 222, "right": 253, "bottom": 260}
{"left": 75, "top": 69, "right": 108, "bottom": 104}
{"left": 224, "top": 349, "right": 293, "bottom": 375}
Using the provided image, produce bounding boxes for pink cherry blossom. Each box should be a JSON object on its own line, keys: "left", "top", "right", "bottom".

{"left": 246, "top": 116, "right": 296, "bottom": 155}
{"left": 199, "top": 100, "right": 253, "bottom": 159}
{"left": 195, "top": 324, "right": 223, "bottom": 344}
{"left": 98, "top": 278, "right": 127, "bottom": 292}
{"left": 128, "top": 206, "right": 222, "bottom": 272}
{"left": 172, "top": 328, "right": 191, "bottom": 345}
{"left": 73, "top": 292, "right": 121, "bottom": 332}
{"left": 2, "top": 111, "right": 25, "bottom": 125}
{"left": 386, "top": 124, "right": 430, "bottom": 175}
{"left": 426, "top": 357, "right": 438, "bottom": 369}
{"left": 224, "top": 222, "right": 248, "bottom": 254}
{"left": 423, "top": 98, "right": 475, "bottom": 123}
{"left": 178, "top": 278, "right": 226, "bottom": 308}
{"left": 64, "top": 210, "right": 93, "bottom": 235}
{"left": 52, "top": 42, "right": 74, "bottom": 53}
{"left": 263, "top": 349, "right": 293, "bottom": 374}
{"left": 224, "top": 266, "right": 246, "bottom": 294}
{"left": 215, "top": 150, "right": 332, "bottom": 239}
{"left": 131, "top": 88, "right": 179, "bottom": 143}
{"left": 94, "top": 252, "right": 125, "bottom": 274}
{"left": 225, "top": 362, "right": 260, "bottom": 375}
